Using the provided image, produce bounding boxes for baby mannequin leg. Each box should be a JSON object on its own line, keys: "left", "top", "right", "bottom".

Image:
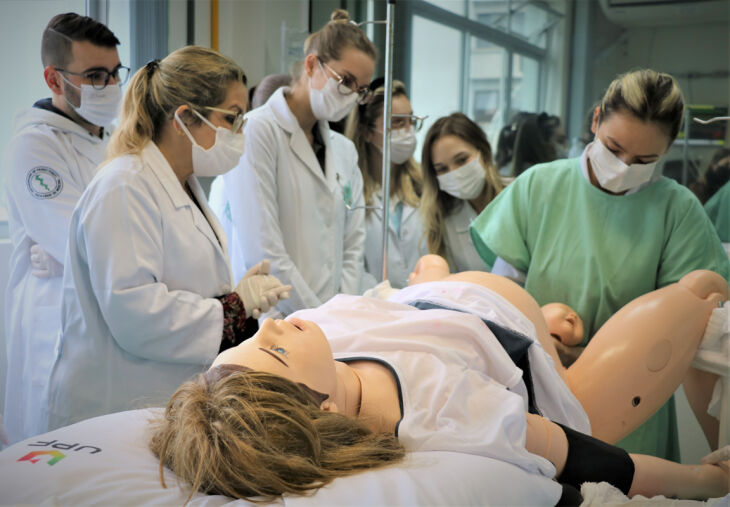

{"left": 566, "top": 270, "right": 727, "bottom": 444}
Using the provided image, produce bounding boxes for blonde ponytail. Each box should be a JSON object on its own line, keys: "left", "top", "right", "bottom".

{"left": 107, "top": 46, "right": 246, "bottom": 160}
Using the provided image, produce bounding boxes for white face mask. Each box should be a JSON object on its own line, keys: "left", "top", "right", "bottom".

{"left": 175, "top": 109, "right": 246, "bottom": 177}
{"left": 62, "top": 75, "right": 121, "bottom": 126}
{"left": 309, "top": 61, "right": 359, "bottom": 122}
{"left": 436, "top": 154, "right": 487, "bottom": 200}
{"left": 390, "top": 127, "right": 418, "bottom": 164}
{"left": 587, "top": 138, "right": 658, "bottom": 193}
{"left": 372, "top": 127, "right": 418, "bottom": 165}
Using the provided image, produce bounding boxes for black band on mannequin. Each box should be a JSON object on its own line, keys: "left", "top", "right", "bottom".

{"left": 556, "top": 423, "right": 635, "bottom": 495}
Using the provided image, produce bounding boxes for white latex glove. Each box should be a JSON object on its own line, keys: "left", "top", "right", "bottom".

{"left": 30, "top": 243, "right": 63, "bottom": 278}
{"left": 235, "top": 260, "right": 291, "bottom": 318}
{"left": 701, "top": 445, "right": 730, "bottom": 464}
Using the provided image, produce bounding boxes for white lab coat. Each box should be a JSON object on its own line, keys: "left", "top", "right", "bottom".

{"left": 444, "top": 201, "right": 490, "bottom": 272}
{"left": 3, "top": 105, "right": 106, "bottom": 443}
{"left": 209, "top": 88, "right": 365, "bottom": 316}
{"left": 46, "top": 142, "right": 232, "bottom": 431}
{"left": 362, "top": 192, "right": 426, "bottom": 289}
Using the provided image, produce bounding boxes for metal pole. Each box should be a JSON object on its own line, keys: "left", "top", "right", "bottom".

{"left": 380, "top": 0, "right": 395, "bottom": 283}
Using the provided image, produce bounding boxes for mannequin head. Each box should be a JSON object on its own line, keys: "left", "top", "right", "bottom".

{"left": 541, "top": 303, "right": 584, "bottom": 346}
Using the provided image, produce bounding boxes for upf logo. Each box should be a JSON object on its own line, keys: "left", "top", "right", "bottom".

{"left": 17, "top": 450, "right": 66, "bottom": 466}
{"left": 15, "top": 439, "right": 102, "bottom": 467}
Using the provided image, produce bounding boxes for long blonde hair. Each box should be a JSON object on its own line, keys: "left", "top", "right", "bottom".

{"left": 107, "top": 45, "right": 246, "bottom": 160}
{"left": 292, "top": 9, "right": 377, "bottom": 79}
{"left": 598, "top": 69, "right": 685, "bottom": 142}
{"left": 420, "top": 113, "right": 503, "bottom": 263}
{"left": 149, "top": 365, "right": 405, "bottom": 503}
{"left": 345, "top": 79, "right": 422, "bottom": 209}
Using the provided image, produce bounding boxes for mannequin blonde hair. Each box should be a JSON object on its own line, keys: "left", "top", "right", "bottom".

{"left": 107, "top": 45, "right": 246, "bottom": 160}
{"left": 420, "top": 113, "right": 503, "bottom": 264}
{"left": 149, "top": 365, "right": 405, "bottom": 503}
{"left": 598, "top": 69, "right": 685, "bottom": 142}
{"left": 344, "top": 79, "right": 422, "bottom": 209}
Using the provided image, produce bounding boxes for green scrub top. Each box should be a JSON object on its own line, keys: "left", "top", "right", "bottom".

{"left": 704, "top": 180, "right": 730, "bottom": 243}
{"left": 470, "top": 157, "right": 730, "bottom": 460}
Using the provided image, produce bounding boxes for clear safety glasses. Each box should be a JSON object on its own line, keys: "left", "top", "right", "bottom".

{"left": 392, "top": 114, "right": 428, "bottom": 133}
{"left": 205, "top": 106, "right": 246, "bottom": 132}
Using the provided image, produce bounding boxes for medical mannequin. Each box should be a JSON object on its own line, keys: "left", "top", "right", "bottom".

{"left": 152, "top": 254, "right": 728, "bottom": 502}
{"left": 419, "top": 113, "right": 504, "bottom": 272}
{"left": 2, "top": 14, "right": 124, "bottom": 444}
{"left": 45, "top": 46, "right": 289, "bottom": 432}
{"left": 209, "top": 9, "right": 375, "bottom": 316}
{"left": 472, "top": 69, "right": 730, "bottom": 460}
{"left": 344, "top": 78, "right": 426, "bottom": 289}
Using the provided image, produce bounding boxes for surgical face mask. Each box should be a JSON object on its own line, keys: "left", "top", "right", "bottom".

{"left": 372, "top": 127, "right": 418, "bottom": 165}
{"left": 587, "top": 138, "right": 658, "bottom": 193}
{"left": 175, "top": 109, "right": 246, "bottom": 177}
{"left": 436, "top": 154, "right": 487, "bottom": 200}
{"left": 61, "top": 75, "right": 121, "bottom": 126}
{"left": 309, "top": 64, "right": 359, "bottom": 122}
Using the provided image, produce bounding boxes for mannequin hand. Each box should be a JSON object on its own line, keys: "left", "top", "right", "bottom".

{"left": 702, "top": 445, "right": 730, "bottom": 465}
{"left": 235, "top": 272, "right": 292, "bottom": 319}
{"left": 30, "top": 243, "right": 63, "bottom": 278}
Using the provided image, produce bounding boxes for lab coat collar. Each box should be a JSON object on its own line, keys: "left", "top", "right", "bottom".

{"left": 371, "top": 192, "right": 418, "bottom": 234}
{"left": 267, "top": 87, "right": 334, "bottom": 190}
{"left": 140, "top": 141, "right": 232, "bottom": 275}
{"left": 13, "top": 105, "right": 108, "bottom": 145}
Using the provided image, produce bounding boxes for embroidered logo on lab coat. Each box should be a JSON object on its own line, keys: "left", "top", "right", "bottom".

{"left": 26, "top": 167, "right": 63, "bottom": 200}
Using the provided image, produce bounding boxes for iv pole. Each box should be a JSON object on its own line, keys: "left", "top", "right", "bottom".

{"left": 379, "top": 0, "right": 396, "bottom": 282}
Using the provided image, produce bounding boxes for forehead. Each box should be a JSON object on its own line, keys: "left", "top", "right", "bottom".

{"left": 391, "top": 95, "right": 412, "bottom": 115}
{"left": 431, "top": 134, "right": 475, "bottom": 162}
{"left": 68, "top": 40, "right": 120, "bottom": 70}
{"left": 219, "top": 81, "right": 249, "bottom": 110}
{"left": 598, "top": 110, "right": 670, "bottom": 154}
{"left": 212, "top": 339, "right": 290, "bottom": 377}
{"left": 330, "top": 46, "right": 375, "bottom": 86}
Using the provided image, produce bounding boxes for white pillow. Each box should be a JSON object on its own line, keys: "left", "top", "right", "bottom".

{"left": 0, "top": 408, "right": 560, "bottom": 505}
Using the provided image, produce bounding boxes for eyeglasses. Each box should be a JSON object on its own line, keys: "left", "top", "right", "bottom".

{"left": 205, "top": 106, "right": 246, "bottom": 132}
{"left": 56, "top": 65, "right": 130, "bottom": 90}
{"left": 392, "top": 114, "right": 428, "bottom": 133}
{"left": 318, "top": 58, "right": 372, "bottom": 105}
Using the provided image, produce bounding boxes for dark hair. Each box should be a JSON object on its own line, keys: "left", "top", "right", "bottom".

{"left": 690, "top": 147, "right": 730, "bottom": 205}
{"left": 495, "top": 111, "right": 533, "bottom": 169}
{"left": 251, "top": 74, "right": 292, "bottom": 109}
{"left": 41, "top": 12, "right": 120, "bottom": 68}
{"left": 511, "top": 113, "right": 563, "bottom": 176}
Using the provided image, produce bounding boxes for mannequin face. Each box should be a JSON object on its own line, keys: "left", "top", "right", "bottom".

{"left": 212, "top": 317, "right": 337, "bottom": 398}
{"left": 176, "top": 80, "right": 248, "bottom": 149}
{"left": 369, "top": 94, "right": 414, "bottom": 150}
{"left": 541, "top": 303, "right": 584, "bottom": 346}
{"left": 430, "top": 134, "right": 481, "bottom": 175}
{"left": 591, "top": 107, "right": 671, "bottom": 166}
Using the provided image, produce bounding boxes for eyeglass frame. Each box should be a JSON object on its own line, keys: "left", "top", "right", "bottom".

{"left": 391, "top": 114, "right": 429, "bottom": 133}
{"left": 202, "top": 106, "right": 247, "bottom": 133}
{"left": 55, "top": 65, "right": 130, "bottom": 90}
{"left": 317, "top": 58, "right": 372, "bottom": 105}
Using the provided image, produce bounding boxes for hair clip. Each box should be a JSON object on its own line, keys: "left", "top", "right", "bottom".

{"left": 145, "top": 59, "right": 160, "bottom": 77}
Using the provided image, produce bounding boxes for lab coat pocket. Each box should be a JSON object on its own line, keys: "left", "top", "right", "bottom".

{"left": 29, "top": 305, "right": 63, "bottom": 388}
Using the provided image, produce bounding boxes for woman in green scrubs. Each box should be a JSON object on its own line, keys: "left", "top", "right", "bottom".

{"left": 470, "top": 69, "right": 730, "bottom": 462}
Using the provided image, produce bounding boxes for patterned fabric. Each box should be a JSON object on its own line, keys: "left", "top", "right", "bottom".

{"left": 216, "top": 292, "right": 257, "bottom": 352}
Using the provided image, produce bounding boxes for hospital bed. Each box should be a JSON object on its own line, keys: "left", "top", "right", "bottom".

{"left": 0, "top": 405, "right": 727, "bottom": 505}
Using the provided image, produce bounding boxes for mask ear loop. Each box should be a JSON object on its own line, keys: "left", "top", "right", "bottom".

{"left": 174, "top": 108, "right": 218, "bottom": 145}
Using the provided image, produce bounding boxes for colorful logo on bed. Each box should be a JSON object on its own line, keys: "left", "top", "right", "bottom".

{"left": 17, "top": 450, "right": 66, "bottom": 466}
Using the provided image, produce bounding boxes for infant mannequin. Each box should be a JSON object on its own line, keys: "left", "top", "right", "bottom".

{"left": 541, "top": 302, "right": 585, "bottom": 367}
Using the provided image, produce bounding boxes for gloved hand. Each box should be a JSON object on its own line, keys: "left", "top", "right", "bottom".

{"left": 235, "top": 260, "right": 291, "bottom": 319}
{"left": 30, "top": 243, "right": 64, "bottom": 278}
{"left": 701, "top": 445, "right": 730, "bottom": 464}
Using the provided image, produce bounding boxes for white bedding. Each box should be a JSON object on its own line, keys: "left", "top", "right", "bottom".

{"left": 0, "top": 408, "right": 561, "bottom": 505}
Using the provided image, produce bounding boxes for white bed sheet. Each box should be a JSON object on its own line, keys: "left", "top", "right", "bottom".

{"left": 0, "top": 408, "right": 561, "bottom": 506}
